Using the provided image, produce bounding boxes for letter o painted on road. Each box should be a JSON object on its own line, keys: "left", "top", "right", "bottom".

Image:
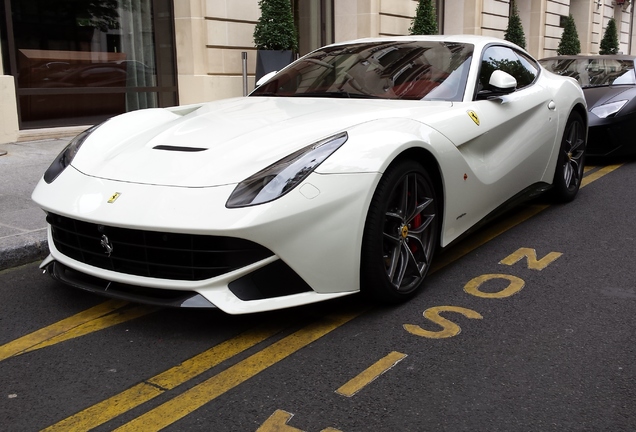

{"left": 464, "top": 274, "right": 525, "bottom": 298}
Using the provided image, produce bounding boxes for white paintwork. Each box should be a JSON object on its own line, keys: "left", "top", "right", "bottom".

{"left": 32, "top": 35, "right": 586, "bottom": 314}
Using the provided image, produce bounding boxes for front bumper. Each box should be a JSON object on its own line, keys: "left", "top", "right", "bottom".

{"left": 33, "top": 167, "right": 379, "bottom": 314}
{"left": 43, "top": 259, "right": 217, "bottom": 308}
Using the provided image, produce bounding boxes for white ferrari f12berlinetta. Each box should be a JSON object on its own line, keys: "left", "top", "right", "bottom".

{"left": 33, "top": 35, "right": 587, "bottom": 314}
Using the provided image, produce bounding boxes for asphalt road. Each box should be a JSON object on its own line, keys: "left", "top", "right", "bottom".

{"left": 1, "top": 160, "right": 635, "bottom": 432}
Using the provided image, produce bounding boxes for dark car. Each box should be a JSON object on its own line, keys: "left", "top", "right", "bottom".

{"left": 540, "top": 55, "right": 636, "bottom": 157}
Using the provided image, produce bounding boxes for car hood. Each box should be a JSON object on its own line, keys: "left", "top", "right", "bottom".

{"left": 583, "top": 85, "right": 635, "bottom": 109}
{"left": 71, "top": 97, "right": 453, "bottom": 187}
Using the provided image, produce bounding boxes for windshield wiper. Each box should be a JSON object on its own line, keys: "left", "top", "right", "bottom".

{"left": 250, "top": 92, "right": 281, "bottom": 97}
{"left": 290, "top": 91, "right": 381, "bottom": 99}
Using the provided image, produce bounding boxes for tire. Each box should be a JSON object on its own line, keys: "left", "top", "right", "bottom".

{"left": 361, "top": 160, "right": 439, "bottom": 303}
{"left": 550, "top": 111, "right": 586, "bottom": 203}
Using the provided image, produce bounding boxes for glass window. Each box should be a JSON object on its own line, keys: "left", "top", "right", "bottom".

{"left": 478, "top": 45, "right": 538, "bottom": 92}
{"left": 540, "top": 57, "right": 636, "bottom": 87}
{"left": 252, "top": 41, "right": 474, "bottom": 102}
{"left": 4, "top": 0, "right": 177, "bottom": 128}
{"left": 293, "top": 0, "right": 333, "bottom": 55}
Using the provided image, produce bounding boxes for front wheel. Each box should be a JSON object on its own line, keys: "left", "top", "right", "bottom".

{"left": 361, "top": 160, "right": 439, "bottom": 303}
{"left": 551, "top": 111, "right": 586, "bottom": 202}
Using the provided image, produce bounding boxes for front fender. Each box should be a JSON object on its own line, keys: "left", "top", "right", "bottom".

{"left": 315, "top": 117, "right": 492, "bottom": 247}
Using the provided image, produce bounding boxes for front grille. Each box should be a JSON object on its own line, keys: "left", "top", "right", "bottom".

{"left": 47, "top": 213, "right": 274, "bottom": 281}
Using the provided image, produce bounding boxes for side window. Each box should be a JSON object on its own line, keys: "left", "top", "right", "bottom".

{"left": 515, "top": 51, "right": 539, "bottom": 85}
{"left": 478, "top": 46, "right": 538, "bottom": 92}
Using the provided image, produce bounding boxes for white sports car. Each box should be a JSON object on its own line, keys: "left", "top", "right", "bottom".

{"left": 32, "top": 35, "right": 587, "bottom": 315}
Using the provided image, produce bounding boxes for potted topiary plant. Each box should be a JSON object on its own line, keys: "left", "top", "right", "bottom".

{"left": 504, "top": 0, "right": 526, "bottom": 49}
{"left": 557, "top": 14, "right": 581, "bottom": 56}
{"left": 599, "top": 18, "right": 619, "bottom": 55}
{"left": 409, "top": 0, "right": 438, "bottom": 35}
{"left": 253, "top": 0, "right": 298, "bottom": 83}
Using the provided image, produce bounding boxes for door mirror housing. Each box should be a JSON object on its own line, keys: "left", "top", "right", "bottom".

{"left": 489, "top": 70, "right": 517, "bottom": 91}
{"left": 477, "top": 70, "right": 518, "bottom": 100}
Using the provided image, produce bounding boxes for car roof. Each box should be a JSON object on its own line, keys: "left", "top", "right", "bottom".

{"left": 326, "top": 35, "right": 528, "bottom": 53}
{"left": 540, "top": 54, "right": 636, "bottom": 61}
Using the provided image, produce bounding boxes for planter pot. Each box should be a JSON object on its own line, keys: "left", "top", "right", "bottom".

{"left": 255, "top": 50, "right": 294, "bottom": 84}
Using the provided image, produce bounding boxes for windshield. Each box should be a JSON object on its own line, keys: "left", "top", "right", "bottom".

{"left": 251, "top": 41, "right": 474, "bottom": 101}
{"left": 540, "top": 57, "right": 636, "bottom": 87}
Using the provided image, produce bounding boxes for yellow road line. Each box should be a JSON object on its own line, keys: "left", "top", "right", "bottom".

{"left": 257, "top": 409, "right": 343, "bottom": 432}
{"left": 113, "top": 311, "right": 365, "bottom": 432}
{"left": 581, "top": 163, "right": 622, "bottom": 187}
{"left": 257, "top": 410, "right": 300, "bottom": 432}
{"left": 336, "top": 351, "right": 407, "bottom": 397}
{"left": 42, "top": 324, "right": 286, "bottom": 432}
{"left": 24, "top": 305, "right": 158, "bottom": 354}
{"left": 432, "top": 163, "right": 622, "bottom": 273}
{"left": 0, "top": 299, "right": 130, "bottom": 361}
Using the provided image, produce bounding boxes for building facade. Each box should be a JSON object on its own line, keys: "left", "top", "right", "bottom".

{"left": 0, "top": 0, "right": 634, "bottom": 143}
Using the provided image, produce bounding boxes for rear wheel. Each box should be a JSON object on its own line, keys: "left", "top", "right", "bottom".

{"left": 551, "top": 111, "right": 586, "bottom": 202}
{"left": 361, "top": 160, "right": 439, "bottom": 303}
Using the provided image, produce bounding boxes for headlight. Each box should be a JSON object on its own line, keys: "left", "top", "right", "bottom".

{"left": 590, "top": 100, "right": 628, "bottom": 119}
{"left": 226, "top": 132, "right": 348, "bottom": 208}
{"left": 43, "top": 124, "right": 100, "bottom": 183}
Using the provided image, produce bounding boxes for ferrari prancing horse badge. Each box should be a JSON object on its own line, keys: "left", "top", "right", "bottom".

{"left": 467, "top": 110, "right": 480, "bottom": 126}
{"left": 107, "top": 192, "right": 122, "bottom": 203}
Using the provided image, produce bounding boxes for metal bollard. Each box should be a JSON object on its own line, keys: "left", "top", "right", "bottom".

{"left": 242, "top": 52, "right": 248, "bottom": 96}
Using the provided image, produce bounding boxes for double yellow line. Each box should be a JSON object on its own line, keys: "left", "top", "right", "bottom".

{"left": 42, "top": 310, "right": 365, "bottom": 431}
{"left": 0, "top": 300, "right": 155, "bottom": 362}
{"left": 0, "top": 163, "right": 622, "bottom": 431}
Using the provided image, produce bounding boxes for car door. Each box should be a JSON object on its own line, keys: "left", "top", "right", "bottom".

{"left": 457, "top": 45, "right": 558, "bottom": 209}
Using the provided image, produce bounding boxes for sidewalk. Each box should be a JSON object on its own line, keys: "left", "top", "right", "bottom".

{"left": 0, "top": 136, "right": 73, "bottom": 271}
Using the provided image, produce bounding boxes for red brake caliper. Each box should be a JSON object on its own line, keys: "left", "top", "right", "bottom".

{"left": 409, "top": 209, "right": 421, "bottom": 253}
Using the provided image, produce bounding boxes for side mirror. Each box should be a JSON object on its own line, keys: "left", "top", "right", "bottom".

{"left": 489, "top": 70, "right": 517, "bottom": 91}
{"left": 255, "top": 71, "right": 277, "bottom": 88}
{"left": 477, "top": 70, "right": 517, "bottom": 100}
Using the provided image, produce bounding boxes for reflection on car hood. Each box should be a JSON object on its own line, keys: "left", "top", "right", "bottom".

{"left": 583, "top": 85, "right": 634, "bottom": 109}
{"left": 71, "top": 97, "right": 453, "bottom": 187}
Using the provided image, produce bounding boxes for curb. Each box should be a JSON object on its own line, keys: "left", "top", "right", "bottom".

{"left": 0, "top": 233, "right": 49, "bottom": 272}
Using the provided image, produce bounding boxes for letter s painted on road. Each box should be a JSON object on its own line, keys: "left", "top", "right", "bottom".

{"left": 404, "top": 306, "right": 483, "bottom": 339}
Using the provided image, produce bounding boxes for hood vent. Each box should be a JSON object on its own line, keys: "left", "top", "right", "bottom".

{"left": 153, "top": 145, "right": 207, "bottom": 152}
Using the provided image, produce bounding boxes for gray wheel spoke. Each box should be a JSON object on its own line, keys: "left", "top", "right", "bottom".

{"left": 386, "top": 211, "right": 403, "bottom": 221}
{"left": 406, "top": 197, "right": 433, "bottom": 225}
{"left": 386, "top": 238, "right": 403, "bottom": 281}
{"left": 399, "top": 175, "right": 410, "bottom": 217}
{"left": 405, "top": 234, "right": 430, "bottom": 272}
{"left": 410, "top": 214, "right": 435, "bottom": 235}
{"left": 406, "top": 174, "right": 419, "bottom": 221}
{"left": 383, "top": 231, "right": 401, "bottom": 244}
{"left": 564, "top": 161, "right": 574, "bottom": 187}
{"left": 391, "top": 243, "right": 409, "bottom": 287}
{"left": 570, "top": 154, "right": 582, "bottom": 185}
